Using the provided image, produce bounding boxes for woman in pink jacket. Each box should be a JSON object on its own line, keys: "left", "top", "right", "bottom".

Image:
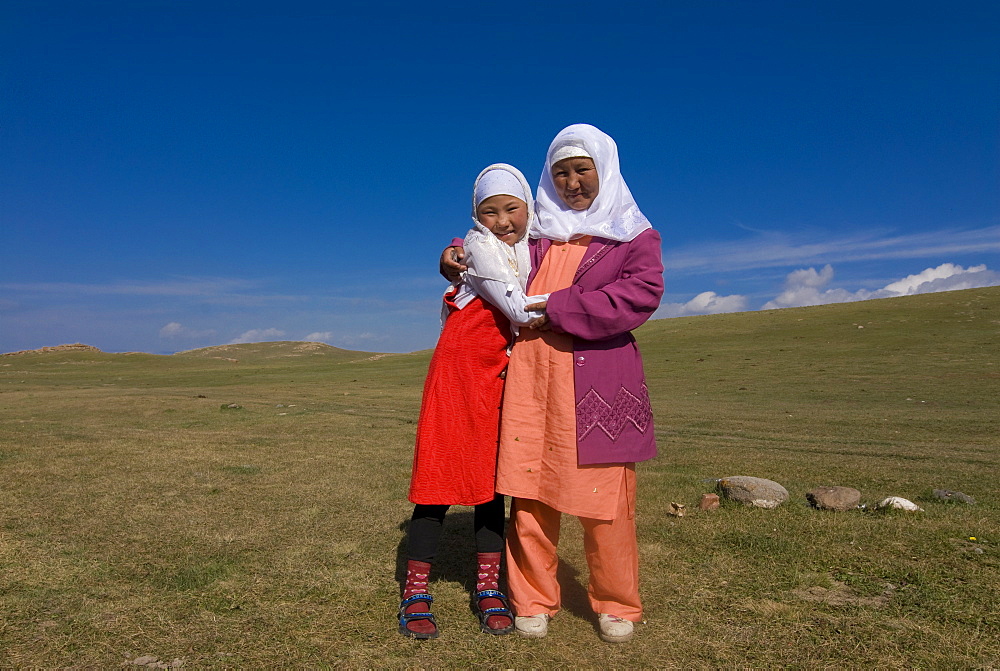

{"left": 443, "top": 124, "right": 663, "bottom": 643}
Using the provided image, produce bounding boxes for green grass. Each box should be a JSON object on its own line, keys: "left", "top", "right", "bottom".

{"left": 0, "top": 289, "right": 998, "bottom": 667}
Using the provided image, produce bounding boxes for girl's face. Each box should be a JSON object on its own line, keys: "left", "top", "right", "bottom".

{"left": 551, "top": 156, "right": 599, "bottom": 210}
{"left": 476, "top": 194, "right": 528, "bottom": 246}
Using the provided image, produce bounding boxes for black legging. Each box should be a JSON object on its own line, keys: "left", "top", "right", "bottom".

{"left": 407, "top": 494, "right": 505, "bottom": 562}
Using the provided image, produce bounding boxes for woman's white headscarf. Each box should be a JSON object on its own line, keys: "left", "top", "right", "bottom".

{"left": 463, "top": 163, "right": 533, "bottom": 291}
{"left": 533, "top": 123, "right": 652, "bottom": 243}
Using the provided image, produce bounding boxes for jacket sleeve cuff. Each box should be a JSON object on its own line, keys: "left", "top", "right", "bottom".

{"left": 545, "top": 287, "right": 575, "bottom": 333}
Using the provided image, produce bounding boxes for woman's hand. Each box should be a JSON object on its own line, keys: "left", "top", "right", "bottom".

{"left": 526, "top": 301, "right": 549, "bottom": 330}
{"left": 528, "top": 314, "right": 550, "bottom": 330}
{"left": 440, "top": 246, "right": 467, "bottom": 282}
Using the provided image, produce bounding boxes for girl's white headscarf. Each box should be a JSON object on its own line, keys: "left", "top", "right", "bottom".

{"left": 463, "top": 163, "right": 533, "bottom": 291}
{"left": 533, "top": 123, "right": 652, "bottom": 242}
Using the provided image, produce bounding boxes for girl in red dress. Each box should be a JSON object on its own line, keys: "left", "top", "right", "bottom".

{"left": 399, "top": 164, "right": 547, "bottom": 639}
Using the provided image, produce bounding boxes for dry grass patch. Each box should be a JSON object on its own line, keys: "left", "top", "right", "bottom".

{"left": 1, "top": 289, "right": 998, "bottom": 667}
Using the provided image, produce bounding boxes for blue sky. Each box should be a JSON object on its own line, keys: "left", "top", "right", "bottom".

{"left": 3, "top": 0, "right": 998, "bottom": 354}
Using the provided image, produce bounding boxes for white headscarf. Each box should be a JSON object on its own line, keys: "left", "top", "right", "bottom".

{"left": 533, "top": 123, "right": 652, "bottom": 242}
{"left": 463, "top": 163, "right": 533, "bottom": 291}
{"left": 474, "top": 168, "right": 524, "bottom": 209}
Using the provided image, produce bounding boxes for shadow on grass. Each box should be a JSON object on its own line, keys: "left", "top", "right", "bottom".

{"left": 394, "top": 507, "right": 592, "bottom": 622}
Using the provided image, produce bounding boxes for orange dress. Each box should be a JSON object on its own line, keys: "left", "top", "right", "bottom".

{"left": 408, "top": 290, "right": 510, "bottom": 506}
{"left": 496, "top": 237, "right": 635, "bottom": 521}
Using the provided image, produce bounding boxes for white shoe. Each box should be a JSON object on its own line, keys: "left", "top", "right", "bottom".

{"left": 598, "top": 613, "right": 634, "bottom": 643}
{"left": 515, "top": 614, "right": 550, "bottom": 638}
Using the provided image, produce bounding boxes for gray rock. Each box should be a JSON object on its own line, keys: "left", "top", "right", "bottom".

{"left": 716, "top": 476, "right": 789, "bottom": 509}
{"left": 806, "top": 486, "right": 861, "bottom": 512}
{"left": 933, "top": 489, "right": 976, "bottom": 505}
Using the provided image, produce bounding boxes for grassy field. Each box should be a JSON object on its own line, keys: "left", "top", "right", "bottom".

{"left": 1, "top": 288, "right": 998, "bottom": 667}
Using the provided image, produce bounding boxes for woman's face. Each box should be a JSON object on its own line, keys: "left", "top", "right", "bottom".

{"left": 476, "top": 194, "right": 529, "bottom": 246}
{"left": 551, "top": 156, "right": 599, "bottom": 211}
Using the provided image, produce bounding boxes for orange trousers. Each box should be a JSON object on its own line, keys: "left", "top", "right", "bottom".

{"left": 504, "top": 492, "right": 643, "bottom": 622}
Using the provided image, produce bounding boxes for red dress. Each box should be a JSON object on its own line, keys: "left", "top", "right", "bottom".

{"left": 408, "top": 289, "right": 511, "bottom": 506}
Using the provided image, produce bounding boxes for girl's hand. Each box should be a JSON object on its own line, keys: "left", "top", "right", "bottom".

{"left": 526, "top": 301, "right": 547, "bottom": 312}
{"left": 440, "top": 246, "right": 467, "bottom": 282}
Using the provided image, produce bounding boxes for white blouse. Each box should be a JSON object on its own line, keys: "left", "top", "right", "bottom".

{"left": 443, "top": 275, "right": 548, "bottom": 335}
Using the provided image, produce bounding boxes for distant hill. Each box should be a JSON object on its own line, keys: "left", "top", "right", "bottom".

{"left": 5, "top": 287, "right": 999, "bottom": 362}
{"left": 174, "top": 340, "right": 362, "bottom": 362}
{"left": 634, "top": 285, "right": 1000, "bottom": 418}
{"left": 2, "top": 343, "right": 103, "bottom": 356}
{"left": 1, "top": 340, "right": 387, "bottom": 362}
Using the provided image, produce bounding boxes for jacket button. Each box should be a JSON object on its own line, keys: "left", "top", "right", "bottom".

{"left": 576, "top": 356, "right": 585, "bottom": 366}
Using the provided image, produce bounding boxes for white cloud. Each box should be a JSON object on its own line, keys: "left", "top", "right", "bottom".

{"left": 761, "top": 265, "right": 861, "bottom": 309}
{"left": 761, "top": 262, "right": 1000, "bottom": 310}
{"left": 654, "top": 291, "right": 748, "bottom": 318}
{"left": 0, "top": 277, "right": 309, "bottom": 309}
{"left": 304, "top": 331, "right": 334, "bottom": 342}
{"left": 882, "top": 263, "right": 998, "bottom": 295}
{"left": 160, "top": 322, "right": 184, "bottom": 337}
{"left": 664, "top": 225, "right": 1000, "bottom": 275}
{"left": 2, "top": 277, "right": 259, "bottom": 297}
{"left": 159, "top": 322, "right": 217, "bottom": 340}
{"left": 228, "top": 328, "right": 286, "bottom": 344}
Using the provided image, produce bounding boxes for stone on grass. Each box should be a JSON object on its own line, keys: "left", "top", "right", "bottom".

{"left": 806, "top": 486, "right": 861, "bottom": 512}
{"left": 876, "top": 496, "right": 923, "bottom": 512}
{"left": 699, "top": 493, "right": 720, "bottom": 511}
{"left": 667, "top": 502, "right": 686, "bottom": 517}
{"left": 933, "top": 489, "right": 976, "bottom": 505}
{"left": 716, "top": 476, "right": 788, "bottom": 509}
